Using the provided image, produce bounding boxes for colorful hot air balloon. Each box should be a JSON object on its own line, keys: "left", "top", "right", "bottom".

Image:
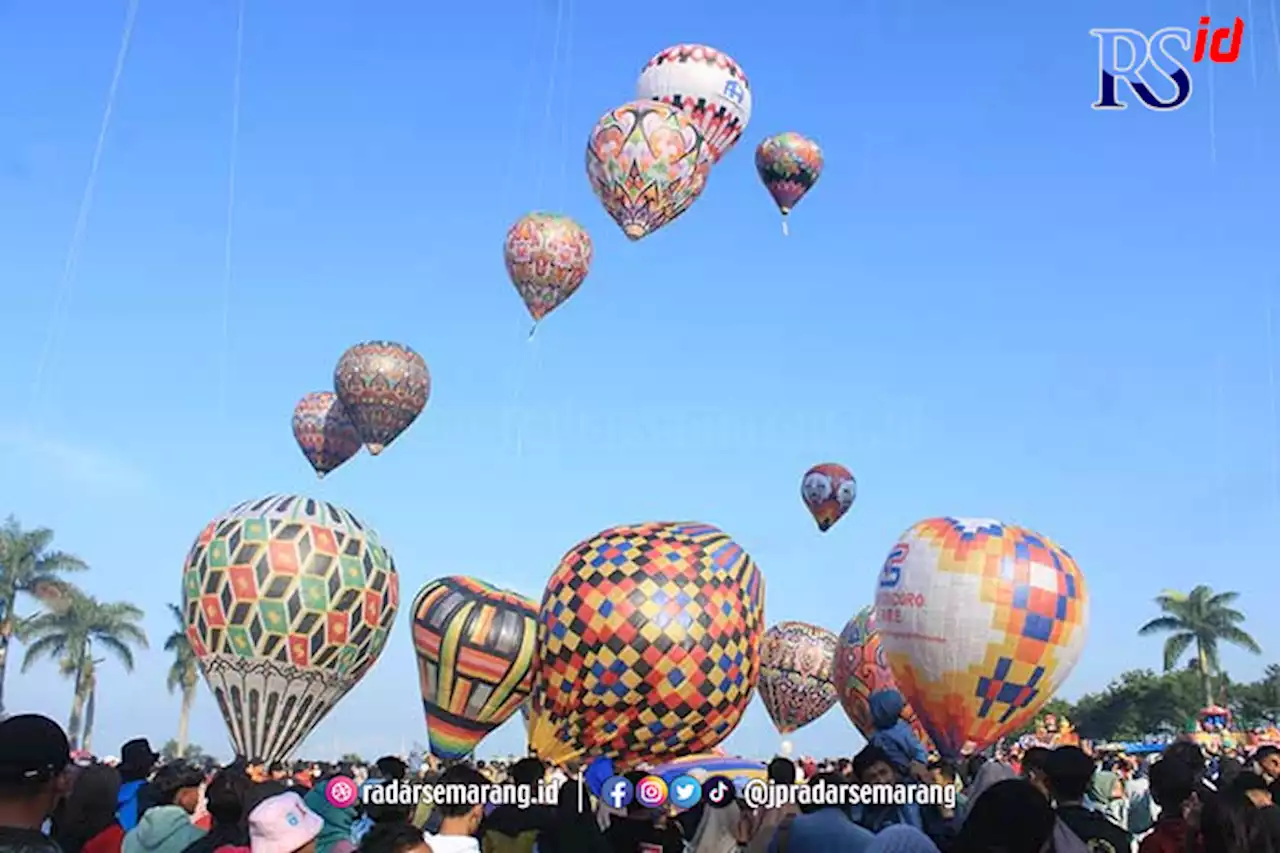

{"left": 291, "top": 392, "right": 362, "bottom": 478}
{"left": 832, "top": 607, "right": 934, "bottom": 750}
{"left": 585, "top": 101, "right": 709, "bottom": 241}
{"left": 755, "top": 133, "right": 823, "bottom": 235}
{"left": 410, "top": 576, "right": 538, "bottom": 761}
{"left": 503, "top": 213, "right": 593, "bottom": 330}
{"left": 757, "top": 621, "right": 839, "bottom": 735}
{"left": 181, "top": 495, "right": 399, "bottom": 764}
{"left": 874, "top": 518, "right": 1089, "bottom": 758}
{"left": 801, "top": 463, "right": 856, "bottom": 532}
{"left": 333, "top": 341, "right": 430, "bottom": 455}
{"left": 635, "top": 44, "right": 752, "bottom": 164}
{"left": 530, "top": 521, "right": 764, "bottom": 763}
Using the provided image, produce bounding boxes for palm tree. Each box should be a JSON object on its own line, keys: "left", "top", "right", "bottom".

{"left": 0, "top": 517, "right": 88, "bottom": 714}
{"left": 1138, "top": 585, "right": 1262, "bottom": 706}
{"left": 164, "top": 603, "right": 199, "bottom": 756}
{"left": 18, "top": 593, "right": 148, "bottom": 747}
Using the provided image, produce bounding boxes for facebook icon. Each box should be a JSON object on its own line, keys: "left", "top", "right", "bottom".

{"left": 603, "top": 775, "right": 634, "bottom": 809}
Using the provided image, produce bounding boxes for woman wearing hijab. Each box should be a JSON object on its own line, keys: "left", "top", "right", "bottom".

{"left": 534, "top": 780, "right": 609, "bottom": 853}
{"left": 302, "top": 785, "right": 357, "bottom": 853}
{"left": 867, "top": 825, "right": 940, "bottom": 853}
{"left": 956, "top": 762, "right": 1015, "bottom": 825}
{"left": 54, "top": 764, "right": 125, "bottom": 853}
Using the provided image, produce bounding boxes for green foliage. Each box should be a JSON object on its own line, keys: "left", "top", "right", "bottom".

{"left": 340, "top": 752, "right": 364, "bottom": 764}
{"left": 160, "top": 739, "right": 208, "bottom": 762}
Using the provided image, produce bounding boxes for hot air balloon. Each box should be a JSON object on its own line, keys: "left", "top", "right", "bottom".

{"left": 636, "top": 44, "right": 752, "bottom": 164}
{"left": 503, "top": 213, "right": 593, "bottom": 333}
{"left": 874, "top": 518, "right": 1089, "bottom": 758}
{"left": 801, "top": 463, "right": 856, "bottom": 532}
{"left": 832, "top": 607, "right": 934, "bottom": 750}
{"left": 755, "top": 132, "right": 823, "bottom": 235}
{"left": 333, "top": 341, "right": 430, "bottom": 455}
{"left": 585, "top": 101, "right": 709, "bottom": 241}
{"left": 530, "top": 521, "right": 764, "bottom": 763}
{"left": 757, "top": 621, "right": 839, "bottom": 735}
{"left": 410, "top": 576, "right": 538, "bottom": 761}
{"left": 292, "top": 392, "right": 362, "bottom": 478}
{"left": 181, "top": 495, "right": 399, "bottom": 764}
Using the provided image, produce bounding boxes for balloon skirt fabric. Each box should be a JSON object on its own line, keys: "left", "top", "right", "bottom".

{"left": 832, "top": 607, "right": 933, "bottom": 750}
{"left": 757, "top": 621, "right": 839, "bottom": 734}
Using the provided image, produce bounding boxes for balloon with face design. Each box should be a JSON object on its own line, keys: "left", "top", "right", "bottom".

{"left": 801, "top": 463, "right": 856, "bottom": 532}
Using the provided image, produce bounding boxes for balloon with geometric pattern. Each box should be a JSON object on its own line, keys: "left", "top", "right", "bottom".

{"left": 333, "top": 341, "right": 430, "bottom": 455}
{"left": 636, "top": 44, "right": 752, "bottom": 165}
{"left": 529, "top": 521, "right": 765, "bottom": 764}
{"left": 755, "top": 132, "right": 823, "bottom": 236}
{"left": 410, "top": 576, "right": 538, "bottom": 761}
{"left": 873, "top": 518, "right": 1089, "bottom": 758}
{"left": 291, "top": 392, "right": 363, "bottom": 478}
{"left": 756, "top": 621, "right": 839, "bottom": 735}
{"left": 503, "top": 213, "right": 593, "bottom": 331}
{"left": 800, "top": 463, "right": 856, "bottom": 532}
{"left": 832, "top": 606, "right": 934, "bottom": 751}
{"left": 180, "top": 495, "right": 399, "bottom": 764}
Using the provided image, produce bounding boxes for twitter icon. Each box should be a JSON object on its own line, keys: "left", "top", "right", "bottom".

{"left": 668, "top": 774, "right": 703, "bottom": 810}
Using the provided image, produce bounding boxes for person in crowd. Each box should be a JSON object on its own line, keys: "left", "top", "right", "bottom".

{"left": 478, "top": 757, "right": 553, "bottom": 853}
{"left": 117, "top": 740, "right": 161, "bottom": 832}
{"left": 740, "top": 758, "right": 800, "bottom": 853}
{"left": 1198, "top": 787, "right": 1277, "bottom": 853}
{"left": 122, "top": 763, "right": 207, "bottom": 853}
{"left": 865, "top": 824, "right": 940, "bottom": 853}
{"left": 928, "top": 759, "right": 965, "bottom": 817}
{"left": 1162, "top": 741, "right": 1215, "bottom": 796}
{"left": 960, "top": 755, "right": 986, "bottom": 788}
{"left": 1256, "top": 745, "right": 1280, "bottom": 802}
{"left": 248, "top": 792, "right": 323, "bottom": 853}
{"left": 1138, "top": 755, "right": 1198, "bottom": 853}
{"left": 866, "top": 691, "right": 930, "bottom": 784}
{"left": 767, "top": 771, "right": 874, "bottom": 853}
{"left": 952, "top": 778, "right": 1055, "bottom": 853}
{"left": 53, "top": 763, "right": 124, "bottom": 853}
{"left": 301, "top": 780, "right": 355, "bottom": 853}
{"left": 955, "top": 761, "right": 1014, "bottom": 825}
{"left": 1044, "top": 747, "right": 1131, "bottom": 853}
{"left": 533, "top": 780, "right": 609, "bottom": 853}
{"left": 181, "top": 769, "right": 251, "bottom": 853}
{"left": 422, "top": 765, "right": 486, "bottom": 853}
{"left": 1019, "top": 747, "right": 1051, "bottom": 799}
{"left": 602, "top": 771, "right": 683, "bottom": 853}
{"left": 0, "top": 714, "right": 71, "bottom": 853}
{"left": 1226, "top": 771, "right": 1280, "bottom": 847}
{"left": 355, "top": 824, "right": 428, "bottom": 853}
{"left": 1088, "top": 760, "right": 1127, "bottom": 827}
{"left": 849, "top": 746, "right": 924, "bottom": 834}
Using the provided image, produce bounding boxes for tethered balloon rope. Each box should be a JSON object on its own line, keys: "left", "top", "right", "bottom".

{"left": 1267, "top": 287, "right": 1278, "bottom": 520}
{"left": 1245, "top": 0, "right": 1259, "bottom": 86}
{"left": 29, "top": 0, "right": 140, "bottom": 421}
{"left": 531, "top": 0, "right": 567, "bottom": 209}
{"left": 555, "top": 0, "right": 576, "bottom": 212}
{"left": 1270, "top": 0, "right": 1280, "bottom": 74}
{"left": 1205, "top": 0, "right": 1218, "bottom": 167}
{"left": 216, "top": 0, "right": 247, "bottom": 497}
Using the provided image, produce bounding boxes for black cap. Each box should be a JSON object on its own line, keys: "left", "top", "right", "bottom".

{"left": 0, "top": 714, "right": 70, "bottom": 783}
{"left": 120, "top": 738, "right": 159, "bottom": 771}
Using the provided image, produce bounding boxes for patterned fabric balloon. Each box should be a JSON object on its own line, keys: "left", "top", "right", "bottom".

{"left": 291, "top": 392, "right": 362, "bottom": 478}
{"left": 333, "top": 341, "right": 430, "bottom": 455}
{"left": 636, "top": 44, "right": 752, "bottom": 164}
{"left": 755, "top": 133, "right": 823, "bottom": 235}
{"left": 757, "top": 621, "right": 839, "bottom": 735}
{"left": 410, "top": 576, "right": 538, "bottom": 761}
{"left": 503, "top": 213, "right": 593, "bottom": 327}
{"left": 832, "top": 607, "right": 934, "bottom": 750}
{"left": 801, "top": 463, "right": 856, "bottom": 532}
{"left": 585, "top": 101, "right": 709, "bottom": 241}
{"left": 531, "top": 521, "right": 764, "bottom": 763}
{"left": 874, "top": 518, "right": 1089, "bottom": 757}
{"left": 181, "top": 495, "right": 399, "bottom": 764}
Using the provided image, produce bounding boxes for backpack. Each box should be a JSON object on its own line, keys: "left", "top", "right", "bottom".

{"left": 116, "top": 780, "right": 146, "bottom": 831}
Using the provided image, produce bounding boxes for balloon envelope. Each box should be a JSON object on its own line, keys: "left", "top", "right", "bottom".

{"left": 181, "top": 494, "right": 399, "bottom": 764}
{"left": 410, "top": 576, "right": 538, "bottom": 760}
{"left": 636, "top": 44, "right": 752, "bottom": 164}
{"left": 832, "top": 607, "right": 934, "bottom": 750}
{"left": 800, "top": 463, "right": 856, "bottom": 532}
{"left": 756, "top": 133, "right": 824, "bottom": 218}
{"left": 531, "top": 521, "right": 764, "bottom": 763}
{"left": 874, "top": 518, "right": 1088, "bottom": 757}
{"left": 757, "top": 621, "right": 839, "bottom": 734}
{"left": 292, "top": 392, "right": 362, "bottom": 478}
{"left": 333, "top": 341, "right": 430, "bottom": 455}
{"left": 504, "top": 213, "right": 593, "bottom": 323}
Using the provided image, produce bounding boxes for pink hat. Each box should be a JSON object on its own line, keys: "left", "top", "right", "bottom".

{"left": 249, "top": 792, "right": 324, "bottom": 853}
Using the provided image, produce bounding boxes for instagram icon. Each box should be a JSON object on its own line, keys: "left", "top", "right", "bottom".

{"left": 635, "top": 775, "right": 668, "bottom": 809}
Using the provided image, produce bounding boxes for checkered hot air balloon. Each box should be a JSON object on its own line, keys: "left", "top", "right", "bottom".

{"left": 832, "top": 606, "right": 934, "bottom": 751}
{"left": 530, "top": 522, "right": 765, "bottom": 764}
{"left": 757, "top": 621, "right": 839, "bottom": 735}
{"left": 873, "top": 518, "right": 1089, "bottom": 758}
{"left": 181, "top": 495, "right": 399, "bottom": 765}
{"left": 410, "top": 576, "right": 538, "bottom": 761}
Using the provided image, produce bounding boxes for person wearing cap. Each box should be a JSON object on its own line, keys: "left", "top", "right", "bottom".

{"left": 247, "top": 792, "right": 322, "bottom": 853}
{"left": 122, "top": 764, "right": 206, "bottom": 853}
{"left": 0, "top": 714, "right": 71, "bottom": 853}
{"left": 117, "top": 741, "right": 161, "bottom": 832}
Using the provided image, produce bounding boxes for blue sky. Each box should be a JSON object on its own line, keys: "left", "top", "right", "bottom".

{"left": 2, "top": 0, "right": 1278, "bottom": 762}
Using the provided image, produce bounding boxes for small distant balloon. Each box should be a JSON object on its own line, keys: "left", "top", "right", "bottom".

{"left": 333, "top": 341, "right": 430, "bottom": 455}
{"left": 755, "top": 133, "right": 823, "bottom": 235}
{"left": 503, "top": 213, "right": 593, "bottom": 328}
{"left": 801, "top": 463, "right": 856, "bottom": 532}
{"left": 292, "top": 392, "right": 362, "bottom": 478}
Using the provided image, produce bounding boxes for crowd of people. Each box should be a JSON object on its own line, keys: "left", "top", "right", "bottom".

{"left": 2, "top": 712, "right": 1280, "bottom": 853}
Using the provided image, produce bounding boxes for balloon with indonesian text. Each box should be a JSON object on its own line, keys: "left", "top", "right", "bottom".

{"left": 636, "top": 44, "right": 752, "bottom": 164}
{"left": 291, "top": 392, "right": 362, "bottom": 478}
{"left": 755, "top": 132, "right": 823, "bottom": 235}
{"left": 873, "top": 518, "right": 1088, "bottom": 758}
{"left": 832, "top": 606, "right": 934, "bottom": 751}
{"left": 757, "top": 621, "right": 839, "bottom": 735}
{"left": 585, "top": 101, "right": 710, "bottom": 241}
{"left": 181, "top": 495, "right": 399, "bottom": 764}
{"left": 529, "top": 521, "right": 765, "bottom": 763}
{"left": 410, "top": 576, "right": 538, "bottom": 761}
{"left": 503, "top": 213, "right": 593, "bottom": 330}
{"left": 333, "top": 341, "right": 430, "bottom": 455}
{"left": 800, "top": 463, "right": 856, "bottom": 532}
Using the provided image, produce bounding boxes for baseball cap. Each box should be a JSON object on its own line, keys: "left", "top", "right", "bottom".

{"left": 0, "top": 714, "right": 70, "bottom": 784}
{"left": 248, "top": 791, "right": 323, "bottom": 853}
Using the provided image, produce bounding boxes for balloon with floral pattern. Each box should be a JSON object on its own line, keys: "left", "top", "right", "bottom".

{"left": 755, "top": 132, "right": 823, "bottom": 235}
{"left": 504, "top": 213, "right": 593, "bottom": 333}
{"left": 292, "top": 391, "right": 363, "bottom": 478}
{"left": 832, "top": 606, "right": 934, "bottom": 750}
